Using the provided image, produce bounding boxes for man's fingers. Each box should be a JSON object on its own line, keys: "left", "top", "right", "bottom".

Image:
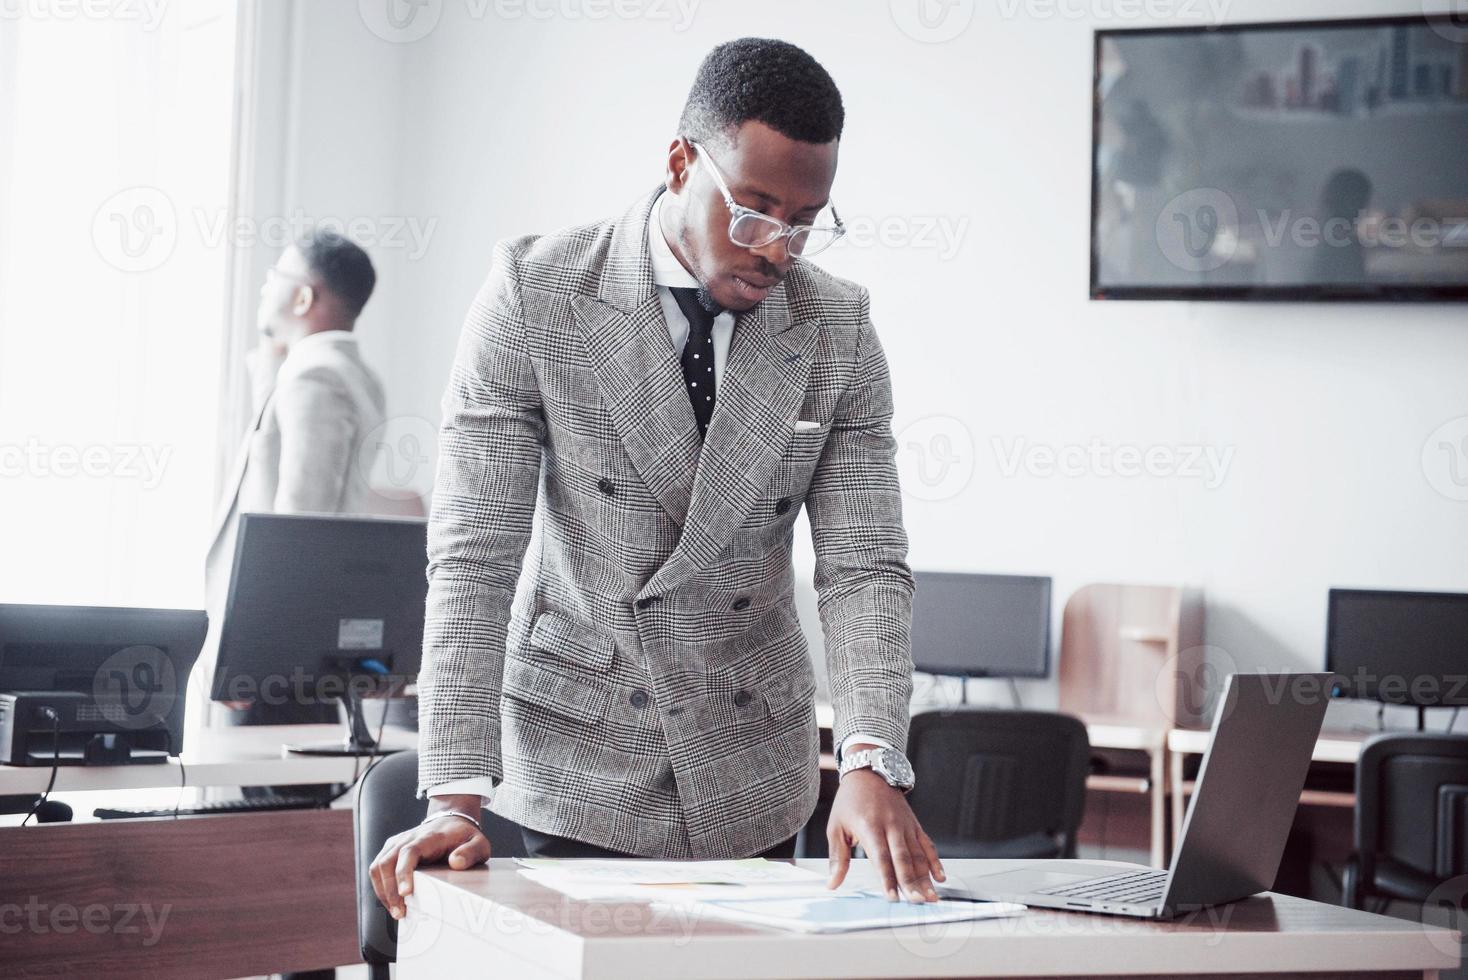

{"left": 448, "top": 832, "right": 492, "bottom": 870}
{"left": 903, "top": 828, "right": 941, "bottom": 902}
{"left": 887, "top": 830, "right": 934, "bottom": 903}
{"left": 826, "top": 824, "right": 852, "bottom": 889}
{"left": 372, "top": 834, "right": 408, "bottom": 918}
{"left": 917, "top": 828, "right": 946, "bottom": 883}
{"left": 864, "top": 827, "right": 901, "bottom": 902}
{"left": 395, "top": 843, "right": 424, "bottom": 909}
{"left": 369, "top": 845, "right": 390, "bottom": 909}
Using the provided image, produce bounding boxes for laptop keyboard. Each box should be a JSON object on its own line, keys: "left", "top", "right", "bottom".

{"left": 1035, "top": 869, "right": 1169, "bottom": 905}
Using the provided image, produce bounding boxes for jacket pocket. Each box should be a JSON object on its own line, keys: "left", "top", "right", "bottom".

{"left": 527, "top": 610, "right": 617, "bottom": 670}
{"left": 760, "top": 666, "right": 817, "bottom": 720}
{"left": 500, "top": 611, "right": 616, "bottom": 724}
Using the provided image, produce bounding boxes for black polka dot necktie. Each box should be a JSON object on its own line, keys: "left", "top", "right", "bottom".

{"left": 670, "top": 286, "right": 720, "bottom": 439}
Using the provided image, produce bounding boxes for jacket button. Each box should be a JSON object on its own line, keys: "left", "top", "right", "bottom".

{"left": 636, "top": 596, "right": 657, "bottom": 610}
{"left": 629, "top": 689, "right": 648, "bottom": 709}
{"left": 774, "top": 497, "right": 791, "bottom": 515}
{"left": 733, "top": 690, "right": 753, "bottom": 708}
{"left": 597, "top": 477, "right": 616, "bottom": 495}
{"left": 732, "top": 596, "right": 751, "bottom": 611}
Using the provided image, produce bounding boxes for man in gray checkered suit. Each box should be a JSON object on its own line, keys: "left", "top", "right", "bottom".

{"left": 372, "top": 38, "right": 944, "bottom": 914}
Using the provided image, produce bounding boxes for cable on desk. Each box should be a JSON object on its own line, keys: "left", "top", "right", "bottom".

{"left": 21, "top": 708, "right": 61, "bottom": 827}
{"left": 169, "top": 730, "right": 187, "bottom": 819}
{"left": 324, "top": 693, "right": 393, "bottom": 807}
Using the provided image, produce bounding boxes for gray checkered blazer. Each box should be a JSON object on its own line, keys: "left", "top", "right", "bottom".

{"left": 417, "top": 187, "right": 914, "bottom": 859}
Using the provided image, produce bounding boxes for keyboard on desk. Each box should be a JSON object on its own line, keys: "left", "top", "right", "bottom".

{"left": 1036, "top": 869, "right": 1169, "bottom": 905}
{"left": 93, "top": 795, "right": 324, "bottom": 820}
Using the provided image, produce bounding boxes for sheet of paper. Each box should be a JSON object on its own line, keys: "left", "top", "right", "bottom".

{"left": 518, "top": 869, "right": 848, "bottom": 903}
{"left": 664, "top": 891, "right": 1028, "bottom": 934}
{"left": 514, "top": 857, "right": 824, "bottom": 886}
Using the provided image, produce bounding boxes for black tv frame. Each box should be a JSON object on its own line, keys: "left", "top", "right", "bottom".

{"left": 909, "top": 571, "right": 1052, "bottom": 681}
{"left": 1325, "top": 586, "right": 1468, "bottom": 708}
{"left": 1090, "top": 14, "right": 1468, "bottom": 303}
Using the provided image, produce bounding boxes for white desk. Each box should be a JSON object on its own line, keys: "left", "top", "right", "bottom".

{"left": 0, "top": 723, "right": 416, "bottom": 795}
{"left": 399, "top": 858, "right": 1460, "bottom": 979}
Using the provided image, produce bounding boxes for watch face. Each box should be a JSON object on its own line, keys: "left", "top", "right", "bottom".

{"left": 878, "top": 749, "right": 914, "bottom": 786}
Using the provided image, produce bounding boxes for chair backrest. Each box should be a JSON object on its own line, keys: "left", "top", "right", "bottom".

{"left": 1356, "top": 733, "right": 1468, "bottom": 887}
{"left": 353, "top": 751, "right": 526, "bottom": 968}
{"left": 907, "top": 709, "right": 1090, "bottom": 858}
{"left": 1057, "top": 583, "right": 1206, "bottom": 729}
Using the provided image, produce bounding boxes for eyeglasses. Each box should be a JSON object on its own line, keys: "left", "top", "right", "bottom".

{"left": 688, "top": 140, "right": 845, "bottom": 259}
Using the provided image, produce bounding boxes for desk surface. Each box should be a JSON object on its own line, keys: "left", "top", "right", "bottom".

{"left": 400, "top": 859, "right": 1459, "bottom": 980}
{"left": 0, "top": 723, "right": 418, "bottom": 795}
{"left": 1168, "top": 726, "right": 1368, "bottom": 764}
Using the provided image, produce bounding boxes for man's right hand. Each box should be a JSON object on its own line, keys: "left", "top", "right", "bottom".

{"left": 369, "top": 796, "right": 491, "bottom": 920}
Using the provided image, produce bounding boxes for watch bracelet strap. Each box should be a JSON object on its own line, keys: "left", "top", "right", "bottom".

{"left": 839, "top": 747, "right": 915, "bottom": 791}
{"left": 838, "top": 748, "right": 879, "bottom": 776}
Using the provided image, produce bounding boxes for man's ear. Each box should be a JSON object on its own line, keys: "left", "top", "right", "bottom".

{"left": 664, "top": 137, "right": 693, "bottom": 195}
{"left": 291, "top": 284, "right": 314, "bottom": 317}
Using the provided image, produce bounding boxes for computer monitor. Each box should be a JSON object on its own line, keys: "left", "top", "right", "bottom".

{"left": 1326, "top": 587, "right": 1468, "bottom": 707}
{"left": 0, "top": 603, "right": 207, "bottom": 757}
{"left": 213, "top": 513, "right": 428, "bottom": 755}
{"left": 910, "top": 572, "right": 1052, "bottom": 679}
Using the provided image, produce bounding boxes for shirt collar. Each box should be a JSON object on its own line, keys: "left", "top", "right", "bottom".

{"left": 647, "top": 191, "right": 701, "bottom": 290}
{"left": 289, "top": 329, "right": 357, "bottom": 356}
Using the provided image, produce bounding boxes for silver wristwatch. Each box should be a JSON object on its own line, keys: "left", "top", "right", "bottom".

{"left": 838, "top": 747, "right": 915, "bottom": 793}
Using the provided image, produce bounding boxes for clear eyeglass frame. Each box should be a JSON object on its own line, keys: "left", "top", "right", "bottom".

{"left": 687, "top": 139, "right": 845, "bottom": 259}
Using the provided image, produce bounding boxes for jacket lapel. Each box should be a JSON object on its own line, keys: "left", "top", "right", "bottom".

{"left": 570, "top": 189, "right": 702, "bottom": 526}
{"left": 642, "top": 276, "right": 819, "bottom": 598}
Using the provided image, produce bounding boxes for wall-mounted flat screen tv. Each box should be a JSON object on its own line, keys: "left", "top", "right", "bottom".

{"left": 1091, "top": 16, "right": 1468, "bottom": 301}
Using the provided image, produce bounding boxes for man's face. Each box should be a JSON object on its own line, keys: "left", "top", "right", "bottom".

{"left": 256, "top": 246, "right": 314, "bottom": 344}
{"left": 666, "top": 120, "right": 839, "bottom": 312}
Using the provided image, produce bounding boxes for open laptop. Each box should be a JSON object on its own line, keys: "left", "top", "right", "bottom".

{"left": 940, "top": 672, "right": 1331, "bottom": 919}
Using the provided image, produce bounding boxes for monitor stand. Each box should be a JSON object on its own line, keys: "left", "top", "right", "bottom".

{"left": 284, "top": 687, "right": 404, "bottom": 757}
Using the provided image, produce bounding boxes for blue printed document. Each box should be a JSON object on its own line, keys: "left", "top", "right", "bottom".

{"left": 667, "top": 891, "right": 1027, "bottom": 934}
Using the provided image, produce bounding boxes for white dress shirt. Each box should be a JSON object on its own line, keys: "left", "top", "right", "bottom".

{"left": 428, "top": 194, "right": 890, "bottom": 807}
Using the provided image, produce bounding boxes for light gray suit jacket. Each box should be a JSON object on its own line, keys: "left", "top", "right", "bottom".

{"left": 201, "top": 332, "right": 388, "bottom": 696}
{"left": 418, "top": 188, "right": 914, "bottom": 859}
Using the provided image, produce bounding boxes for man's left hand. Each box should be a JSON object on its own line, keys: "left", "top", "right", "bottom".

{"left": 825, "top": 764, "right": 945, "bottom": 903}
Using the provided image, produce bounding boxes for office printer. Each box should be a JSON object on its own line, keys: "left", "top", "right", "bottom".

{"left": 0, "top": 604, "right": 207, "bottom": 766}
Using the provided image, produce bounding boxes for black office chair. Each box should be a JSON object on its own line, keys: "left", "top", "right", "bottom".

{"left": 1343, "top": 732, "right": 1468, "bottom": 912}
{"left": 906, "top": 709, "right": 1090, "bottom": 859}
{"left": 354, "top": 751, "right": 526, "bottom": 978}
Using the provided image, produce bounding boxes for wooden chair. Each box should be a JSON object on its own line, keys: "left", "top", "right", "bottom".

{"left": 1058, "top": 583, "right": 1206, "bottom": 729}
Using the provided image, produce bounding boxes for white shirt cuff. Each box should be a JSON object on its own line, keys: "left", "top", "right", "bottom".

{"left": 427, "top": 777, "right": 496, "bottom": 807}
{"left": 837, "top": 732, "right": 894, "bottom": 765}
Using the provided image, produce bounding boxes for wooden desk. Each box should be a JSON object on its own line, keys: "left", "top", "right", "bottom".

{"left": 398, "top": 858, "right": 1460, "bottom": 979}
{"left": 1081, "top": 719, "right": 1170, "bottom": 867}
{"left": 1167, "top": 728, "right": 1368, "bottom": 845}
{"left": 0, "top": 725, "right": 414, "bottom": 978}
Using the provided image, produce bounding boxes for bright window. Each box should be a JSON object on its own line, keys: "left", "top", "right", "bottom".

{"left": 0, "top": 3, "right": 239, "bottom": 609}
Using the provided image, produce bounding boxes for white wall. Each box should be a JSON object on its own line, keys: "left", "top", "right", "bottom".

{"left": 260, "top": 0, "right": 1468, "bottom": 728}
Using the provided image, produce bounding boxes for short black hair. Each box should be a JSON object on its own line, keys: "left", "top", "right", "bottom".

{"left": 298, "top": 228, "right": 376, "bottom": 318}
{"left": 678, "top": 38, "right": 844, "bottom": 148}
